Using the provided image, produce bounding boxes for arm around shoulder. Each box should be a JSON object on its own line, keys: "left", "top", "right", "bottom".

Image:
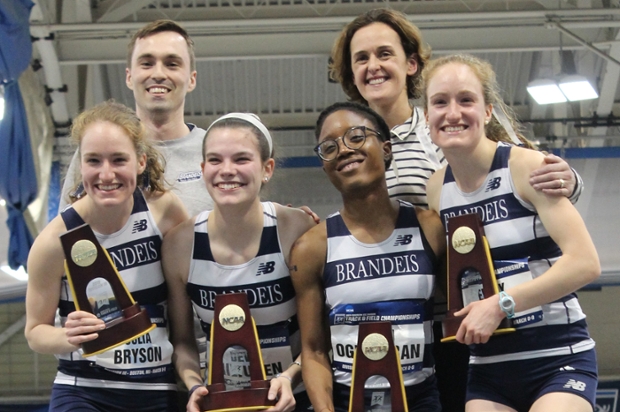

{"left": 273, "top": 203, "right": 317, "bottom": 263}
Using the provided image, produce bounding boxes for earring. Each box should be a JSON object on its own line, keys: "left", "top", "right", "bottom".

{"left": 141, "top": 170, "right": 151, "bottom": 191}
{"left": 485, "top": 119, "right": 490, "bottom": 125}
{"left": 263, "top": 177, "right": 269, "bottom": 182}
{"left": 72, "top": 182, "right": 85, "bottom": 199}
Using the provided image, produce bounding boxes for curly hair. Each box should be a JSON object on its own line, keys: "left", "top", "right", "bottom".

{"left": 69, "top": 100, "right": 167, "bottom": 203}
{"left": 330, "top": 8, "right": 431, "bottom": 104}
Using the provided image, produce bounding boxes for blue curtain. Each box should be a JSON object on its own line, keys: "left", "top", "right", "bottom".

{"left": 0, "top": 0, "right": 36, "bottom": 269}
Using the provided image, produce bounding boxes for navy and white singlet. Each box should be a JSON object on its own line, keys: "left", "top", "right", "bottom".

{"left": 439, "top": 142, "right": 594, "bottom": 364}
{"left": 56, "top": 189, "right": 176, "bottom": 391}
{"left": 324, "top": 200, "right": 438, "bottom": 388}
{"left": 187, "top": 202, "right": 300, "bottom": 380}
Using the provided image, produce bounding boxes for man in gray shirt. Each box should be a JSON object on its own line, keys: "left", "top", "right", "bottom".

{"left": 61, "top": 20, "right": 211, "bottom": 216}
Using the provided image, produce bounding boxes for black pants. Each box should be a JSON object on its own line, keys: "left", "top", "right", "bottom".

{"left": 433, "top": 321, "right": 469, "bottom": 412}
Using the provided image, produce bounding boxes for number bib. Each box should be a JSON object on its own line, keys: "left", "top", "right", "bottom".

{"left": 495, "top": 259, "right": 543, "bottom": 327}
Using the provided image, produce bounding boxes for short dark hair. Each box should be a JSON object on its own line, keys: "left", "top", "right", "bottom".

{"left": 126, "top": 20, "right": 196, "bottom": 72}
{"left": 330, "top": 8, "right": 431, "bottom": 104}
{"left": 315, "top": 101, "right": 392, "bottom": 169}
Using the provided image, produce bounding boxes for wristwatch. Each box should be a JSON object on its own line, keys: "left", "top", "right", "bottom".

{"left": 498, "top": 291, "right": 516, "bottom": 319}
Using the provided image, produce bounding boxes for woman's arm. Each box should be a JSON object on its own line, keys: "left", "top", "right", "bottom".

{"left": 25, "top": 217, "right": 105, "bottom": 354}
{"left": 529, "top": 153, "right": 582, "bottom": 201}
{"left": 274, "top": 203, "right": 317, "bottom": 265}
{"left": 161, "top": 218, "right": 204, "bottom": 400}
{"left": 289, "top": 225, "right": 335, "bottom": 412}
{"left": 426, "top": 167, "right": 447, "bottom": 214}
{"left": 508, "top": 148, "right": 599, "bottom": 308}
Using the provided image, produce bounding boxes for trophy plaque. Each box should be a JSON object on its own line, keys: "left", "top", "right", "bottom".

{"left": 349, "top": 322, "right": 408, "bottom": 412}
{"left": 200, "top": 292, "right": 275, "bottom": 412}
{"left": 441, "top": 213, "right": 514, "bottom": 342}
{"left": 60, "top": 223, "right": 155, "bottom": 357}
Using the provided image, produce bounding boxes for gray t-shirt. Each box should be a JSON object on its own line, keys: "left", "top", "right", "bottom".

{"left": 60, "top": 124, "right": 213, "bottom": 217}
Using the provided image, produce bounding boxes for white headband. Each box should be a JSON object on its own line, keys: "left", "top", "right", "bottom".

{"left": 206, "top": 112, "right": 273, "bottom": 156}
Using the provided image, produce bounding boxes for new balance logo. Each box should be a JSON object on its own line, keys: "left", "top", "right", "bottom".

{"left": 560, "top": 365, "right": 576, "bottom": 371}
{"left": 563, "top": 379, "right": 586, "bottom": 391}
{"left": 485, "top": 177, "right": 501, "bottom": 192}
{"left": 256, "top": 261, "right": 276, "bottom": 276}
{"left": 394, "top": 234, "right": 413, "bottom": 246}
{"left": 132, "top": 219, "right": 148, "bottom": 233}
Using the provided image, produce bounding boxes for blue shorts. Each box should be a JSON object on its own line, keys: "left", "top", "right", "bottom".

{"left": 49, "top": 384, "right": 179, "bottom": 412}
{"left": 466, "top": 349, "right": 598, "bottom": 411}
{"left": 333, "top": 375, "right": 441, "bottom": 412}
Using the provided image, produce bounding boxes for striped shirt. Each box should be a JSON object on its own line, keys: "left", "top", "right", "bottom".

{"left": 386, "top": 106, "right": 446, "bottom": 209}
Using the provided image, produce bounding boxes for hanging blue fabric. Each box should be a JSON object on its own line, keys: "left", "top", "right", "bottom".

{"left": 0, "top": 0, "right": 36, "bottom": 269}
{"left": 0, "top": 0, "right": 35, "bottom": 82}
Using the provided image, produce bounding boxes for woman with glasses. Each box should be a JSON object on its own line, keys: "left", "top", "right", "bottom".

{"left": 162, "top": 113, "right": 316, "bottom": 412}
{"left": 290, "top": 101, "right": 446, "bottom": 412}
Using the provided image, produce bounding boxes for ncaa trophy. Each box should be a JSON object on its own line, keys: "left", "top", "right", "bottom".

{"left": 441, "top": 213, "right": 514, "bottom": 342}
{"left": 349, "top": 322, "right": 408, "bottom": 412}
{"left": 200, "top": 292, "right": 276, "bottom": 411}
{"left": 60, "top": 223, "right": 155, "bottom": 356}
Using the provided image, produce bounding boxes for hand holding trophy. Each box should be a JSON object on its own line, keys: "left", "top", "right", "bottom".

{"left": 441, "top": 213, "right": 514, "bottom": 342}
{"left": 60, "top": 223, "right": 155, "bottom": 356}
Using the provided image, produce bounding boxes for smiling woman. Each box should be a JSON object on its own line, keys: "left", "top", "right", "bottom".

{"left": 161, "top": 112, "right": 316, "bottom": 412}
{"left": 24, "top": 100, "right": 188, "bottom": 411}
{"left": 288, "top": 101, "right": 446, "bottom": 412}
{"left": 423, "top": 54, "right": 600, "bottom": 412}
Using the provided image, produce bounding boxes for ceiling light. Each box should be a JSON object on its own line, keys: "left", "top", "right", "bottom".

{"left": 526, "top": 79, "right": 567, "bottom": 105}
{"left": 527, "top": 76, "right": 598, "bottom": 105}
{"left": 558, "top": 75, "right": 599, "bottom": 102}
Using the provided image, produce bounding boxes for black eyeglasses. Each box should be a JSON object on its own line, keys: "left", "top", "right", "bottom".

{"left": 314, "top": 126, "right": 381, "bottom": 162}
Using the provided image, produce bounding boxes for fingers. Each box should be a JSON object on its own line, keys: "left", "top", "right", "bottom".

{"left": 267, "top": 378, "right": 282, "bottom": 401}
{"left": 297, "top": 205, "right": 321, "bottom": 224}
{"left": 453, "top": 304, "right": 471, "bottom": 318}
{"left": 265, "top": 377, "right": 296, "bottom": 412}
{"left": 65, "top": 311, "right": 105, "bottom": 345}
{"left": 187, "top": 386, "right": 209, "bottom": 412}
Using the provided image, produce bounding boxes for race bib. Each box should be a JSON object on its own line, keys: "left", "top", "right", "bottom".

{"left": 93, "top": 304, "right": 173, "bottom": 377}
{"left": 330, "top": 301, "right": 426, "bottom": 378}
{"left": 495, "top": 259, "right": 543, "bottom": 327}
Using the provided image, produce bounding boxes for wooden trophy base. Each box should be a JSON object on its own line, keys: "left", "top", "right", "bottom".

{"left": 82, "top": 303, "right": 155, "bottom": 357}
{"left": 200, "top": 380, "right": 275, "bottom": 412}
{"left": 441, "top": 315, "right": 514, "bottom": 343}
